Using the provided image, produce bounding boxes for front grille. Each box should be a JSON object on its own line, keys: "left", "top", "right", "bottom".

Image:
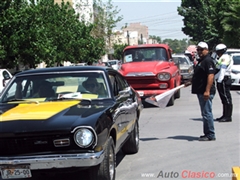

{"left": 0, "top": 135, "right": 77, "bottom": 156}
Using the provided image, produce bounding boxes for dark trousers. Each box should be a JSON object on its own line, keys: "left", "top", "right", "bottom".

{"left": 216, "top": 76, "right": 232, "bottom": 105}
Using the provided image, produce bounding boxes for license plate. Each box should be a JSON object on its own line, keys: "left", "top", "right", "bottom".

{"left": 1, "top": 165, "right": 32, "bottom": 179}
{"left": 137, "top": 91, "right": 144, "bottom": 97}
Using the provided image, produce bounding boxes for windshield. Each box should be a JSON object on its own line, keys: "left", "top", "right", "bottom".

{"left": 0, "top": 71, "right": 110, "bottom": 103}
{"left": 123, "top": 47, "right": 168, "bottom": 63}
{"left": 108, "top": 61, "right": 117, "bottom": 65}
{"left": 232, "top": 55, "right": 240, "bottom": 65}
{"left": 172, "top": 56, "right": 191, "bottom": 65}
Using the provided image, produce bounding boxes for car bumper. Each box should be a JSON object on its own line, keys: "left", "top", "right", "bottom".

{"left": 181, "top": 73, "right": 193, "bottom": 80}
{"left": 136, "top": 89, "right": 171, "bottom": 98}
{"left": 0, "top": 150, "right": 104, "bottom": 170}
{"left": 231, "top": 74, "right": 240, "bottom": 86}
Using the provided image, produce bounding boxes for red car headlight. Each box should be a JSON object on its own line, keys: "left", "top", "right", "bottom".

{"left": 157, "top": 72, "right": 171, "bottom": 81}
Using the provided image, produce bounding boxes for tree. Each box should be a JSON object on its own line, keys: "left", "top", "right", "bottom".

{"left": 0, "top": 0, "right": 106, "bottom": 69}
{"left": 112, "top": 43, "right": 128, "bottom": 60}
{"left": 91, "top": 0, "right": 123, "bottom": 52}
{"left": 150, "top": 35, "right": 162, "bottom": 44}
{"left": 177, "top": 0, "right": 236, "bottom": 50}
{"left": 221, "top": 2, "right": 240, "bottom": 48}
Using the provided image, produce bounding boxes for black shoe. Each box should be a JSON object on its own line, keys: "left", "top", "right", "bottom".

{"left": 219, "top": 117, "right": 232, "bottom": 122}
{"left": 199, "top": 135, "right": 206, "bottom": 138}
{"left": 215, "top": 116, "right": 224, "bottom": 121}
{"left": 199, "top": 136, "right": 216, "bottom": 141}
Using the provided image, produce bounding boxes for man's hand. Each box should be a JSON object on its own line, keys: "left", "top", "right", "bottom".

{"left": 203, "top": 91, "right": 210, "bottom": 101}
{"left": 149, "top": 96, "right": 156, "bottom": 101}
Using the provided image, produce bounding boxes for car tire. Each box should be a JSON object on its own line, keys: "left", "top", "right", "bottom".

{"left": 167, "top": 94, "right": 174, "bottom": 106}
{"left": 174, "top": 88, "right": 180, "bottom": 99}
{"left": 89, "top": 137, "right": 116, "bottom": 180}
{"left": 122, "top": 121, "right": 139, "bottom": 154}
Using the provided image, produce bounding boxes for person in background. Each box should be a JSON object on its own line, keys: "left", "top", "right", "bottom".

{"left": 191, "top": 42, "right": 216, "bottom": 141}
{"left": 33, "top": 81, "right": 55, "bottom": 98}
{"left": 82, "top": 77, "right": 107, "bottom": 97}
{"left": 97, "top": 59, "right": 105, "bottom": 66}
{"left": 214, "top": 44, "right": 233, "bottom": 122}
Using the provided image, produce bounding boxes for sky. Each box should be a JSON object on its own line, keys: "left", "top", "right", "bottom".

{"left": 112, "top": 0, "right": 189, "bottom": 40}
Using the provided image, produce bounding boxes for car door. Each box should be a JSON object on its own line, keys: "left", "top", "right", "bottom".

{"left": 115, "top": 73, "right": 136, "bottom": 142}
{"left": 109, "top": 72, "right": 135, "bottom": 148}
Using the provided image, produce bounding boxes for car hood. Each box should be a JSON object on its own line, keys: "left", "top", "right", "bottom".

{"left": 120, "top": 61, "right": 170, "bottom": 75}
{"left": 180, "top": 64, "right": 191, "bottom": 70}
{"left": 0, "top": 100, "right": 112, "bottom": 133}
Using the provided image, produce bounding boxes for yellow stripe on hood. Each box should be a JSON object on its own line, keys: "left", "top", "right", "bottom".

{"left": 0, "top": 101, "right": 80, "bottom": 122}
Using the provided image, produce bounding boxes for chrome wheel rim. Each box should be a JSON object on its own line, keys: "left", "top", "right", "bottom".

{"left": 109, "top": 146, "right": 115, "bottom": 180}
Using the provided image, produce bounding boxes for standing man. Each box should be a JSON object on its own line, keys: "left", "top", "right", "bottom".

{"left": 214, "top": 44, "right": 233, "bottom": 122}
{"left": 191, "top": 42, "right": 216, "bottom": 141}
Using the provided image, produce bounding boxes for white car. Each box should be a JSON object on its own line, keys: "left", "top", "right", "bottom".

{"left": 107, "top": 60, "right": 121, "bottom": 70}
{"left": 230, "top": 53, "right": 240, "bottom": 88}
{"left": 0, "top": 69, "right": 12, "bottom": 93}
{"left": 227, "top": 48, "right": 240, "bottom": 55}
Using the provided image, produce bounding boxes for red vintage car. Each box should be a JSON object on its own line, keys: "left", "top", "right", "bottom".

{"left": 119, "top": 44, "right": 181, "bottom": 106}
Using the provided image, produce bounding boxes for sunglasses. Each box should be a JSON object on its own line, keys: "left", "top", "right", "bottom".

{"left": 197, "top": 48, "right": 204, "bottom": 52}
{"left": 86, "top": 83, "right": 96, "bottom": 88}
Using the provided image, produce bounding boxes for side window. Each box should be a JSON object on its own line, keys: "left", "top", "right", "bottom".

{"left": 109, "top": 74, "right": 117, "bottom": 96}
{"left": 3, "top": 70, "right": 11, "bottom": 80}
{"left": 116, "top": 74, "right": 128, "bottom": 91}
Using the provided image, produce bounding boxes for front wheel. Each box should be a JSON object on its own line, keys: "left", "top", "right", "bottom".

{"left": 122, "top": 121, "right": 139, "bottom": 154}
{"left": 167, "top": 94, "right": 174, "bottom": 106}
{"left": 89, "top": 137, "right": 116, "bottom": 180}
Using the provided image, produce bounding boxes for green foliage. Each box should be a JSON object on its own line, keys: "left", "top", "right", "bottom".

{"left": 149, "top": 35, "right": 162, "bottom": 44}
{"left": 91, "top": 0, "right": 123, "bottom": 50}
{"left": 177, "top": 0, "right": 240, "bottom": 50}
{"left": 112, "top": 43, "right": 128, "bottom": 60}
{"left": 0, "top": 0, "right": 108, "bottom": 69}
{"left": 162, "top": 38, "right": 189, "bottom": 54}
{"left": 221, "top": 1, "right": 240, "bottom": 48}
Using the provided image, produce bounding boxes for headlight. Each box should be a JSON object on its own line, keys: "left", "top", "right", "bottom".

{"left": 74, "top": 128, "right": 94, "bottom": 148}
{"left": 157, "top": 72, "right": 171, "bottom": 81}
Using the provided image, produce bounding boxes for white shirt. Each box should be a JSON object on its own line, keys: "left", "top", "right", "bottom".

{"left": 215, "top": 53, "right": 233, "bottom": 83}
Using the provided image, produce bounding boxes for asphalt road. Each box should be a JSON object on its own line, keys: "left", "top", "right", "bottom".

{"left": 116, "top": 86, "right": 240, "bottom": 180}
{"left": 1, "top": 86, "right": 239, "bottom": 180}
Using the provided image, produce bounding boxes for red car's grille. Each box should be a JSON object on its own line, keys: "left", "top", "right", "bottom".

{"left": 0, "top": 135, "right": 78, "bottom": 156}
{"left": 126, "top": 78, "right": 169, "bottom": 90}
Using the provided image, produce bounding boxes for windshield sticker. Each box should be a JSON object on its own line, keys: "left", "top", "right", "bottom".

{"left": 125, "top": 54, "right": 133, "bottom": 62}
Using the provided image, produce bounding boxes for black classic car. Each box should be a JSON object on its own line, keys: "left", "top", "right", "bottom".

{"left": 0, "top": 66, "right": 143, "bottom": 180}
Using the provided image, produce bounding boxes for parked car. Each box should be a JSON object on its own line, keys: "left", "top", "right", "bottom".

{"left": 119, "top": 44, "right": 181, "bottom": 106}
{"left": 172, "top": 54, "right": 194, "bottom": 83}
{"left": 230, "top": 53, "right": 240, "bottom": 89}
{"left": 0, "top": 69, "right": 12, "bottom": 93}
{"left": 226, "top": 48, "right": 240, "bottom": 55}
{"left": 107, "top": 60, "right": 121, "bottom": 70}
{"left": 0, "top": 66, "right": 143, "bottom": 180}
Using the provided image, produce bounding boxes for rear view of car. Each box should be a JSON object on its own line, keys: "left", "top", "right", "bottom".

{"left": 108, "top": 60, "right": 121, "bottom": 70}
{"left": 230, "top": 53, "right": 240, "bottom": 89}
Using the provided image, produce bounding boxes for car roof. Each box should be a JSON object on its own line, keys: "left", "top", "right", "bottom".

{"left": 15, "top": 66, "right": 115, "bottom": 76}
{"left": 172, "top": 54, "right": 186, "bottom": 56}
{"left": 230, "top": 53, "right": 240, "bottom": 56}
{"left": 124, "top": 44, "right": 170, "bottom": 51}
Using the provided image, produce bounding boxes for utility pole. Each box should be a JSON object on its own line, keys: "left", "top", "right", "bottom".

{"left": 141, "top": 34, "right": 143, "bottom": 44}
{"left": 127, "top": 31, "right": 130, "bottom": 45}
